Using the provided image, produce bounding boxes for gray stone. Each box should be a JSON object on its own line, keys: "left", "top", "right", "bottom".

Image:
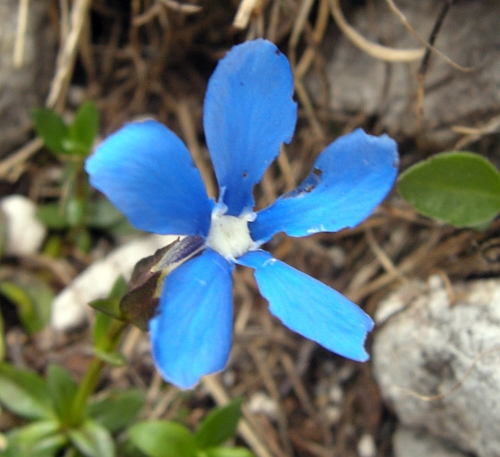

{"left": 373, "top": 275, "right": 500, "bottom": 457}
{"left": 0, "top": 0, "right": 55, "bottom": 157}
{"left": 314, "top": 0, "right": 500, "bottom": 147}
{"left": 393, "top": 426, "right": 468, "bottom": 457}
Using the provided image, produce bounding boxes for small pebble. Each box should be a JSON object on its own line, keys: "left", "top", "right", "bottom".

{"left": 357, "top": 433, "right": 376, "bottom": 457}
{"left": 247, "top": 391, "right": 279, "bottom": 420}
{"left": 0, "top": 195, "right": 46, "bottom": 256}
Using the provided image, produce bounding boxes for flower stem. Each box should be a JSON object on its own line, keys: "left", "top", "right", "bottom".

{"left": 70, "top": 318, "right": 128, "bottom": 426}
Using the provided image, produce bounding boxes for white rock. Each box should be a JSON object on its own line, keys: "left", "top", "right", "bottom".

{"left": 373, "top": 275, "right": 500, "bottom": 457}
{"left": 393, "top": 426, "right": 467, "bottom": 457}
{"left": 309, "top": 1, "right": 500, "bottom": 147}
{"left": 0, "top": 195, "right": 46, "bottom": 255}
{"left": 51, "top": 235, "right": 176, "bottom": 331}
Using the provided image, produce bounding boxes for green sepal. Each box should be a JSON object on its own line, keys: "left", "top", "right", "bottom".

{"left": 120, "top": 237, "right": 204, "bottom": 331}
{"left": 91, "top": 276, "right": 128, "bottom": 342}
{"left": 90, "top": 299, "right": 124, "bottom": 321}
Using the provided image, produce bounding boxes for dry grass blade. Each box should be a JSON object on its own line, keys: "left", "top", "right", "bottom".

{"left": 385, "top": 0, "right": 473, "bottom": 72}
{"left": 14, "top": 0, "right": 29, "bottom": 67}
{"left": 234, "top": 0, "right": 262, "bottom": 30}
{"left": 329, "top": 0, "right": 425, "bottom": 62}
{"left": 202, "top": 375, "right": 275, "bottom": 457}
{"left": 0, "top": 138, "right": 43, "bottom": 181}
{"left": 46, "top": 0, "right": 92, "bottom": 109}
{"left": 158, "top": 0, "right": 202, "bottom": 14}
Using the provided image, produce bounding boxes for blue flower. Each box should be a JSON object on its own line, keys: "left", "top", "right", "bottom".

{"left": 85, "top": 39, "right": 399, "bottom": 389}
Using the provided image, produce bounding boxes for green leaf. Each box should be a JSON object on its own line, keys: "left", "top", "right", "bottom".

{"left": 0, "top": 273, "right": 53, "bottom": 335}
{"left": 398, "top": 151, "right": 500, "bottom": 228}
{"left": 0, "top": 363, "right": 53, "bottom": 420}
{"left": 68, "top": 419, "right": 115, "bottom": 457}
{"left": 4, "top": 420, "right": 66, "bottom": 457}
{"left": 65, "top": 196, "right": 87, "bottom": 227}
{"left": 0, "top": 312, "right": 5, "bottom": 362}
{"left": 36, "top": 203, "right": 69, "bottom": 230}
{"left": 85, "top": 198, "right": 126, "bottom": 229}
{"left": 32, "top": 108, "right": 69, "bottom": 155}
{"left": 128, "top": 421, "right": 197, "bottom": 457}
{"left": 203, "top": 447, "right": 255, "bottom": 457}
{"left": 195, "top": 398, "right": 243, "bottom": 449}
{"left": 87, "top": 389, "right": 145, "bottom": 433}
{"left": 46, "top": 364, "right": 78, "bottom": 425}
{"left": 93, "top": 348, "right": 126, "bottom": 366}
{"left": 67, "top": 101, "right": 99, "bottom": 156}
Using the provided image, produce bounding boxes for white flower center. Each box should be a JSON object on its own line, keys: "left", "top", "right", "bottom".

{"left": 206, "top": 212, "right": 254, "bottom": 260}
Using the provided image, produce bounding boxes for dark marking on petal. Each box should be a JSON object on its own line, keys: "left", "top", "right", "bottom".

{"left": 283, "top": 167, "right": 323, "bottom": 199}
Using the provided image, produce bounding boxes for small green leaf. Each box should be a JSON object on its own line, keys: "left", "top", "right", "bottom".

{"left": 87, "top": 389, "right": 145, "bottom": 433}
{"left": 128, "top": 421, "right": 197, "bottom": 457}
{"left": 36, "top": 203, "right": 69, "bottom": 230}
{"left": 0, "top": 281, "right": 35, "bottom": 332}
{"left": 46, "top": 364, "right": 78, "bottom": 425}
{"left": 68, "top": 419, "right": 115, "bottom": 457}
{"left": 0, "top": 273, "right": 53, "bottom": 335}
{"left": 85, "top": 198, "right": 125, "bottom": 229}
{"left": 93, "top": 348, "right": 126, "bottom": 366}
{"left": 398, "top": 151, "right": 500, "bottom": 227}
{"left": 71, "top": 228, "right": 92, "bottom": 253}
{"left": 203, "top": 447, "right": 255, "bottom": 457}
{"left": 65, "top": 196, "right": 87, "bottom": 227}
{"left": 0, "top": 312, "right": 5, "bottom": 361}
{"left": 4, "top": 420, "right": 65, "bottom": 457}
{"left": 32, "top": 108, "right": 69, "bottom": 155}
{"left": 68, "top": 101, "right": 99, "bottom": 156}
{"left": 0, "top": 363, "right": 54, "bottom": 420}
{"left": 195, "top": 398, "right": 243, "bottom": 449}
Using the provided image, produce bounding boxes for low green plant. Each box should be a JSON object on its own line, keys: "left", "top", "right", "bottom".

{"left": 398, "top": 150, "right": 500, "bottom": 228}
{"left": 32, "top": 102, "right": 133, "bottom": 253}
{"left": 0, "top": 249, "right": 253, "bottom": 457}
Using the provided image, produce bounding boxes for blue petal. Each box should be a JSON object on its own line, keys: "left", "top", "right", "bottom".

{"left": 149, "top": 249, "right": 234, "bottom": 389}
{"left": 85, "top": 120, "right": 213, "bottom": 236}
{"left": 204, "top": 39, "right": 297, "bottom": 216}
{"left": 250, "top": 129, "right": 398, "bottom": 243}
{"left": 238, "top": 250, "right": 374, "bottom": 361}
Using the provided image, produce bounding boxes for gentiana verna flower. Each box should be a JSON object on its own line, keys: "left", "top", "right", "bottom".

{"left": 85, "top": 39, "right": 399, "bottom": 389}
